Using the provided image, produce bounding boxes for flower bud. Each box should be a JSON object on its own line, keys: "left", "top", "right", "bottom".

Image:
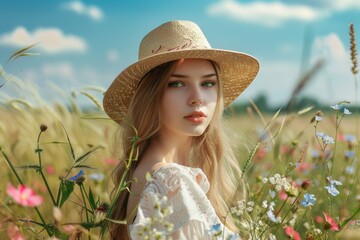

{"left": 40, "top": 124, "right": 48, "bottom": 132}
{"left": 301, "top": 180, "right": 311, "bottom": 190}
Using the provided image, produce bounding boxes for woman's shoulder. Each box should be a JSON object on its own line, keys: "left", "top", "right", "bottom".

{"left": 137, "top": 162, "right": 210, "bottom": 195}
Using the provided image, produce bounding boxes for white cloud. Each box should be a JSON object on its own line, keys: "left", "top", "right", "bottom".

{"left": 0, "top": 26, "right": 87, "bottom": 54}
{"left": 312, "top": 33, "right": 347, "bottom": 63}
{"left": 42, "top": 62, "right": 76, "bottom": 80}
{"left": 306, "top": 33, "right": 355, "bottom": 104}
{"left": 62, "top": 1, "right": 103, "bottom": 21}
{"left": 328, "top": 0, "right": 360, "bottom": 11}
{"left": 107, "top": 49, "right": 119, "bottom": 63}
{"left": 207, "top": 0, "right": 328, "bottom": 27}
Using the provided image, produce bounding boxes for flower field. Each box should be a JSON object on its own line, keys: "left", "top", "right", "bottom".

{"left": 0, "top": 27, "right": 360, "bottom": 240}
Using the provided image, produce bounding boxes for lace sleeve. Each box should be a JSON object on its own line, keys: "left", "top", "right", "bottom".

{"left": 129, "top": 163, "right": 239, "bottom": 240}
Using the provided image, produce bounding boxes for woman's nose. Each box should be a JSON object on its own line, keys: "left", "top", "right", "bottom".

{"left": 188, "top": 86, "right": 204, "bottom": 105}
{"left": 190, "top": 98, "right": 203, "bottom": 105}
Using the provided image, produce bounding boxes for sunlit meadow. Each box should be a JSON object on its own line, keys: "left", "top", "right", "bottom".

{"left": 0, "top": 25, "right": 360, "bottom": 239}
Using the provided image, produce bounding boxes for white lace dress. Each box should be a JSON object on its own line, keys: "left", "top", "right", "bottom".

{"left": 129, "top": 163, "right": 239, "bottom": 240}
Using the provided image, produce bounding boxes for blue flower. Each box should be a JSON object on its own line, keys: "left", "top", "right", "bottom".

{"left": 343, "top": 108, "right": 352, "bottom": 115}
{"left": 345, "top": 134, "right": 356, "bottom": 142}
{"left": 267, "top": 209, "right": 280, "bottom": 223}
{"left": 210, "top": 223, "right": 222, "bottom": 236}
{"left": 331, "top": 104, "right": 341, "bottom": 110}
{"left": 89, "top": 173, "right": 105, "bottom": 182}
{"left": 327, "top": 177, "right": 342, "bottom": 186}
{"left": 325, "top": 184, "right": 340, "bottom": 196}
{"left": 316, "top": 132, "right": 334, "bottom": 145}
{"left": 69, "top": 169, "right": 85, "bottom": 181}
{"left": 312, "top": 149, "right": 320, "bottom": 158}
{"left": 345, "top": 150, "right": 355, "bottom": 158}
{"left": 301, "top": 193, "right": 316, "bottom": 207}
{"left": 346, "top": 166, "right": 355, "bottom": 175}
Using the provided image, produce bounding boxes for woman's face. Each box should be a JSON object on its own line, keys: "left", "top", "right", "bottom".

{"left": 160, "top": 58, "right": 218, "bottom": 138}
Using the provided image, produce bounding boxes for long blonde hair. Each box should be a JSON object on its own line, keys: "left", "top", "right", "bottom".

{"left": 109, "top": 59, "right": 245, "bottom": 239}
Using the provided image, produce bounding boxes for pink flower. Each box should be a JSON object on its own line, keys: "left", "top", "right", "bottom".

{"left": 284, "top": 226, "right": 301, "bottom": 240}
{"left": 45, "top": 165, "right": 56, "bottom": 175}
{"left": 7, "top": 184, "right": 43, "bottom": 207}
{"left": 323, "top": 212, "right": 340, "bottom": 231}
{"left": 103, "top": 158, "right": 118, "bottom": 166}
{"left": 7, "top": 223, "right": 26, "bottom": 240}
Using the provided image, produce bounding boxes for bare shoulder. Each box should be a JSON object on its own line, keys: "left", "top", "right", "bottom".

{"left": 126, "top": 160, "right": 168, "bottom": 220}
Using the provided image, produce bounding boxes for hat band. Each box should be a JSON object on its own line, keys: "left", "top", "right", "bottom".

{"left": 141, "top": 37, "right": 210, "bottom": 60}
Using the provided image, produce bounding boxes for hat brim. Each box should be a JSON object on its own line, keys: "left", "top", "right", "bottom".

{"left": 103, "top": 49, "right": 259, "bottom": 122}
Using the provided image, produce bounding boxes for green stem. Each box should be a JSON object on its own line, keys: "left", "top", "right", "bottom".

{"left": 330, "top": 114, "right": 340, "bottom": 176}
{"left": 36, "top": 131, "right": 56, "bottom": 206}
{"left": 39, "top": 170, "right": 56, "bottom": 206}
{"left": 100, "top": 125, "right": 139, "bottom": 238}
{"left": 79, "top": 183, "right": 90, "bottom": 223}
{"left": 276, "top": 195, "right": 290, "bottom": 217}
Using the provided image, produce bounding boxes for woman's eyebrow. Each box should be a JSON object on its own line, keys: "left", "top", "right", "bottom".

{"left": 170, "top": 73, "right": 217, "bottom": 78}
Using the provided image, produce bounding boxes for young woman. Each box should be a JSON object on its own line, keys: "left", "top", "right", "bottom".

{"left": 103, "top": 20, "right": 259, "bottom": 239}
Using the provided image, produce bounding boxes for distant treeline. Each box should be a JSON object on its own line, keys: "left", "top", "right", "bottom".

{"left": 229, "top": 94, "right": 360, "bottom": 115}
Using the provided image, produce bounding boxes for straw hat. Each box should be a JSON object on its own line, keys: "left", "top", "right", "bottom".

{"left": 103, "top": 20, "right": 259, "bottom": 122}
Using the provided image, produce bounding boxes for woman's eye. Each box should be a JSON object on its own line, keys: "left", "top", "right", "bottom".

{"left": 202, "top": 81, "right": 216, "bottom": 87}
{"left": 168, "top": 81, "right": 184, "bottom": 88}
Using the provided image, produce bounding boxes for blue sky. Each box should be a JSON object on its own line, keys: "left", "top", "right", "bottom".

{"left": 0, "top": 0, "right": 359, "bottom": 107}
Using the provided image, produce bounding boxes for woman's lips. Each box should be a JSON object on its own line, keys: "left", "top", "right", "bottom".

{"left": 184, "top": 111, "right": 206, "bottom": 124}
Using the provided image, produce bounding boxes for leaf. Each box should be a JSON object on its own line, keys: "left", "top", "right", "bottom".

{"left": 73, "top": 164, "right": 96, "bottom": 170}
{"left": 7, "top": 43, "right": 39, "bottom": 63}
{"left": 88, "top": 187, "right": 97, "bottom": 211}
{"left": 298, "top": 106, "right": 314, "bottom": 115}
{"left": 74, "top": 146, "right": 103, "bottom": 166}
{"left": 59, "top": 122, "right": 76, "bottom": 161}
{"left": 15, "top": 164, "right": 41, "bottom": 170}
{"left": 81, "top": 222, "right": 102, "bottom": 229}
{"left": 105, "top": 217, "right": 127, "bottom": 225}
{"left": 242, "top": 142, "right": 260, "bottom": 175}
{"left": 59, "top": 179, "right": 75, "bottom": 208}
{"left": 47, "top": 225, "right": 69, "bottom": 239}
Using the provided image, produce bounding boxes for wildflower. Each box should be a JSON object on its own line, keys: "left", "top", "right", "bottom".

{"left": 7, "top": 223, "right": 25, "bottom": 240}
{"left": 231, "top": 200, "right": 245, "bottom": 216}
{"left": 345, "top": 150, "right": 355, "bottom": 158}
{"left": 267, "top": 209, "right": 280, "bottom": 223}
{"left": 7, "top": 184, "right": 43, "bottom": 207}
{"left": 314, "top": 111, "right": 323, "bottom": 122}
{"left": 323, "top": 212, "right": 340, "bottom": 231}
{"left": 89, "top": 173, "right": 105, "bottom": 182}
{"left": 301, "top": 193, "right": 316, "bottom": 207}
{"left": 316, "top": 132, "right": 334, "bottom": 145}
{"left": 40, "top": 124, "right": 48, "bottom": 132}
{"left": 45, "top": 164, "right": 56, "bottom": 175}
{"left": 269, "top": 190, "right": 276, "bottom": 198}
{"left": 210, "top": 223, "right": 222, "bottom": 237}
{"left": 343, "top": 108, "right": 352, "bottom": 115}
{"left": 69, "top": 169, "right": 85, "bottom": 185}
{"left": 331, "top": 104, "right": 341, "bottom": 110}
{"left": 103, "top": 158, "right": 118, "bottom": 166}
{"left": 350, "top": 23, "right": 358, "bottom": 75}
{"left": 325, "top": 184, "right": 340, "bottom": 196}
{"left": 346, "top": 166, "right": 355, "bottom": 174}
{"left": 315, "top": 115, "right": 323, "bottom": 122}
{"left": 345, "top": 134, "right": 357, "bottom": 142}
{"left": 301, "top": 179, "right": 311, "bottom": 190}
{"left": 262, "top": 200, "right": 268, "bottom": 208}
{"left": 284, "top": 226, "right": 301, "bottom": 240}
{"left": 327, "top": 176, "right": 343, "bottom": 186}
{"left": 311, "top": 149, "right": 320, "bottom": 158}
{"left": 53, "top": 207, "right": 63, "bottom": 223}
